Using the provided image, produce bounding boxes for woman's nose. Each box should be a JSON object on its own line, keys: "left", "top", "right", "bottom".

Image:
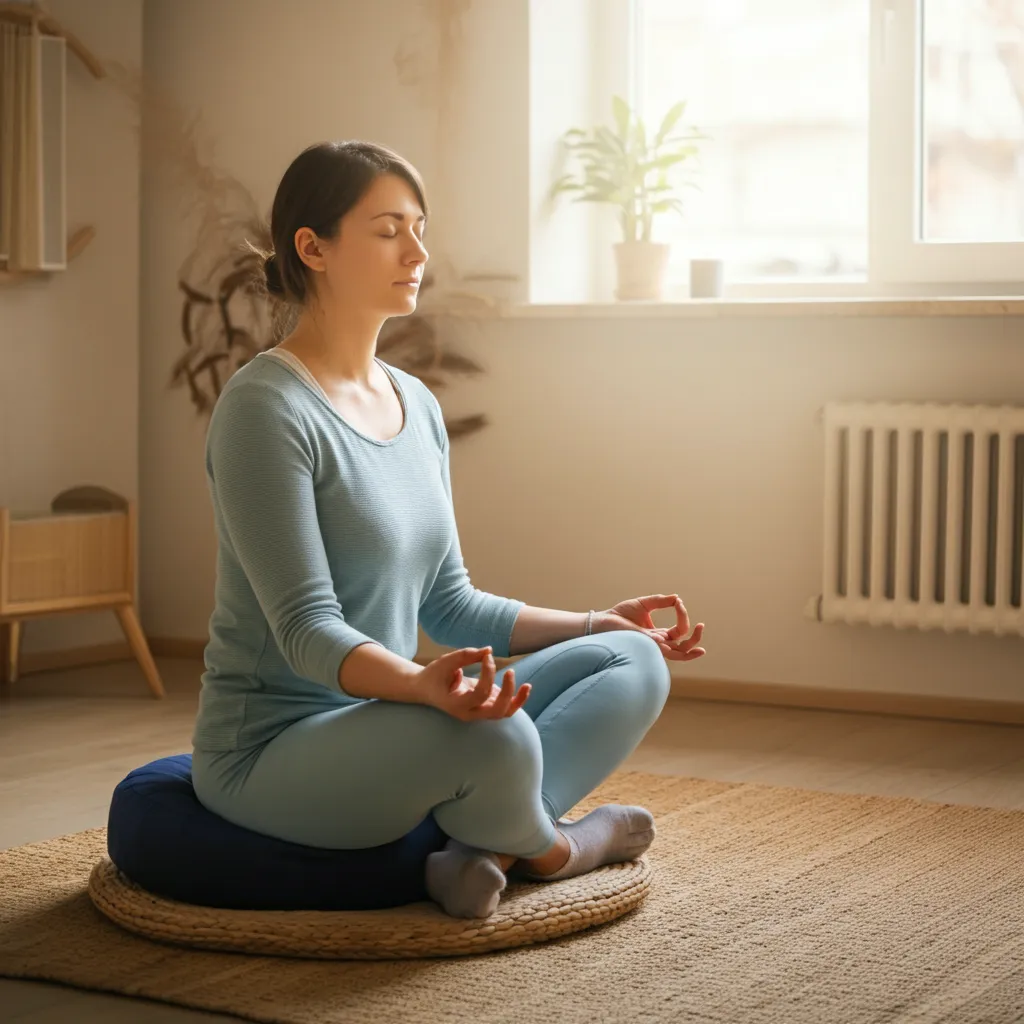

{"left": 405, "top": 236, "right": 428, "bottom": 264}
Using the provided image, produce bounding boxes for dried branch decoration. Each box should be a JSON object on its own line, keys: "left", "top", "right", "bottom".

{"left": 106, "top": 58, "right": 494, "bottom": 440}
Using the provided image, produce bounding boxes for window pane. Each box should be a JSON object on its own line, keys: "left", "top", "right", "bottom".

{"left": 639, "top": 0, "right": 869, "bottom": 281}
{"left": 922, "top": 0, "right": 1024, "bottom": 242}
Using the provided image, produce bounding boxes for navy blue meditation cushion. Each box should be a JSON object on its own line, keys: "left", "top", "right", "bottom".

{"left": 106, "top": 754, "right": 449, "bottom": 911}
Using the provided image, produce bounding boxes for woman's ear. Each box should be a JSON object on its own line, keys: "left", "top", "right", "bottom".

{"left": 294, "top": 227, "right": 326, "bottom": 273}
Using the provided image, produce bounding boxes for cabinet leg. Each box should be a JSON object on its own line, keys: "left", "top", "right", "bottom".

{"left": 5, "top": 621, "right": 21, "bottom": 685}
{"left": 114, "top": 605, "right": 165, "bottom": 699}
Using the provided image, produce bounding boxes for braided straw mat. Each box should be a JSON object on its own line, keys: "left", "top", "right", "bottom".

{"left": 2, "top": 770, "right": 1024, "bottom": 1024}
{"left": 86, "top": 853, "right": 650, "bottom": 959}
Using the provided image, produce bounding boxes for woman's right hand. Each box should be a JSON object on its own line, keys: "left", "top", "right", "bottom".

{"left": 418, "top": 646, "right": 531, "bottom": 722}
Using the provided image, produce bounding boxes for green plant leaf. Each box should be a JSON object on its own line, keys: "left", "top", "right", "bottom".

{"left": 631, "top": 116, "right": 647, "bottom": 159}
{"left": 582, "top": 172, "right": 621, "bottom": 190}
{"left": 660, "top": 132, "right": 707, "bottom": 148}
{"left": 641, "top": 151, "right": 696, "bottom": 173}
{"left": 649, "top": 198, "right": 685, "bottom": 215}
{"left": 562, "top": 140, "right": 603, "bottom": 157}
{"left": 611, "top": 95, "right": 631, "bottom": 143}
{"left": 552, "top": 92, "right": 705, "bottom": 229}
{"left": 550, "top": 178, "right": 586, "bottom": 197}
{"left": 653, "top": 101, "right": 686, "bottom": 146}
{"left": 573, "top": 188, "right": 618, "bottom": 204}
{"left": 595, "top": 125, "right": 626, "bottom": 155}
{"left": 659, "top": 144, "right": 700, "bottom": 159}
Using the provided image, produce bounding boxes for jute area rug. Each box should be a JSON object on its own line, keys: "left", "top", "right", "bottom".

{"left": 2, "top": 770, "right": 1022, "bottom": 1024}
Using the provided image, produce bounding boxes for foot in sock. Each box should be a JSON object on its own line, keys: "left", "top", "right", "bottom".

{"left": 523, "top": 804, "right": 656, "bottom": 881}
{"left": 425, "top": 839, "right": 507, "bottom": 919}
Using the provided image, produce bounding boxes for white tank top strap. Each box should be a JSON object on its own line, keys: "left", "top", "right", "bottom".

{"left": 261, "top": 349, "right": 332, "bottom": 405}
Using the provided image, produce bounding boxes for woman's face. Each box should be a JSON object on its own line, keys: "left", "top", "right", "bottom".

{"left": 295, "top": 173, "right": 428, "bottom": 318}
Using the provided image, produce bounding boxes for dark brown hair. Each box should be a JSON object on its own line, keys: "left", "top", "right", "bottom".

{"left": 259, "top": 140, "right": 428, "bottom": 305}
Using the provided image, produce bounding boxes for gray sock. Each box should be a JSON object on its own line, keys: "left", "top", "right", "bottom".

{"left": 523, "top": 804, "right": 656, "bottom": 881}
{"left": 425, "top": 839, "right": 507, "bottom": 919}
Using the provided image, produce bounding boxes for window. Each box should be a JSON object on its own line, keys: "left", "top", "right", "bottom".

{"left": 634, "top": 0, "right": 1024, "bottom": 289}
{"left": 922, "top": 0, "right": 1024, "bottom": 242}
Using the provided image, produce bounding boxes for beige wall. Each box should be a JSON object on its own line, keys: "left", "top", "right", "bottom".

{"left": 138, "top": 0, "right": 439, "bottom": 649}
{"left": 1, "top": 0, "right": 142, "bottom": 655}
{"left": 135, "top": 0, "right": 1024, "bottom": 702}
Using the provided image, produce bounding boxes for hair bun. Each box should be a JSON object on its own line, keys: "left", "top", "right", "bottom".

{"left": 263, "top": 253, "right": 285, "bottom": 297}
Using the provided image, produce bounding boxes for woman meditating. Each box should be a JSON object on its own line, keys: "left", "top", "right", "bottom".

{"left": 191, "top": 140, "right": 707, "bottom": 919}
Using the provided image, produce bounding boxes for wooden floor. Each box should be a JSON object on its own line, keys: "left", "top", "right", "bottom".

{"left": 2, "top": 657, "right": 1023, "bottom": 1022}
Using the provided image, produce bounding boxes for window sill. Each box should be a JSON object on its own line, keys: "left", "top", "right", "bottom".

{"left": 497, "top": 297, "right": 1024, "bottom": 319}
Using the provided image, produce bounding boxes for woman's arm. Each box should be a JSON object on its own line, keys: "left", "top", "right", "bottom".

{"left": 418, "top": 435, "right": 524, "bottom": 656}
{"left": 337, "top": 642, "right": 424, "bottom": 702}
{"left": 507, "top": 605, "right": 595, "bottom": 657}
{"left": 209, "top": 382, "right": 383, "bottom": 697}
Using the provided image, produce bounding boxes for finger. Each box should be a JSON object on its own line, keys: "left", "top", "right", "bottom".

{"left": 480, "top": 666, "right": 530, "bottom": 718}
{"left": 456, "top": 653, "right": 494, "bottom": 708}
{"left": 678, "top": 599, "right": 692, "bottom": 636}
{"left": 449, "top": 645, "right": 492, "bottom": 693}
{"left": 657, "top": 641, "right": 706, "bottom": 661}
{"left": 682, "top": 623, "right": 705, "bottom": 648}
{"left": 471, "top": 653, "right": 496, "bottom": 704}
{"left": 671, "top": 623, "right": 704, "bottom": 651}
{"left": 475, "top": 666, "right": 511, "bottom": 712}
{"left": 510, "top": 682, "right": 531, "bottom": 714}
{"left": 448, "top": 646, "right": 489, "bottom": 675}
{"left": 669, "top": 638, "right": 703, "bottom": 658}
{"left": 639, "top": 594, "right": 687, "bottom": 636}
{"left": 656, "top": 641, "right": 690, "bottom": 661}
{"left": 635, "top": 594, "right": 671, "bottom": 629}
{"left": 484, "top": 672, "right": 516, "bottom": 718}
{"left": 666, "top": 597, "right": 691, "bottom": 639}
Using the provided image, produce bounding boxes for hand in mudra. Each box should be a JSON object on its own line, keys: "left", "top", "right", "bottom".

{"left": 599, "top": 594, "right": 706, "bottom": 661}
{"left": 420, "top": 646, "right": 530, "bottom": 722}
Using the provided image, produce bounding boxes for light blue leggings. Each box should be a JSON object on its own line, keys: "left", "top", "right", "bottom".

{"left": 192, "top": 631, "right": 671, "bottom": 859}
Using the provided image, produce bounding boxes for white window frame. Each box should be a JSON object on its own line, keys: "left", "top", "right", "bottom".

{"left": 871, "top": 0, "right": 1024, "bottom": 284}
{"left": 628, "top": 0, "right": 1024, "bottom": 294}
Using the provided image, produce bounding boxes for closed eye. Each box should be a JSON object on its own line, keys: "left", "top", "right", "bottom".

{"left": 379, "top": 230, "right": 426, "bottom": 242}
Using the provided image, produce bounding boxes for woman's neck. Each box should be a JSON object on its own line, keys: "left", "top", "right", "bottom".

{"left": 283, "top": 308, "right": 387, "bottom": 388}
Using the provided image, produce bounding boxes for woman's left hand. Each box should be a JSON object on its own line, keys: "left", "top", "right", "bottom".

{"left": 594, "top": 594, "right": 706, "bottom": 662}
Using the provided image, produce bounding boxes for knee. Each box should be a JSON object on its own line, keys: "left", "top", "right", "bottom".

{"left": 605, "top": 631, "right": 671, "bottom": 722}
{"left": 457, "top": 708, "right": 543, "bottom": 779}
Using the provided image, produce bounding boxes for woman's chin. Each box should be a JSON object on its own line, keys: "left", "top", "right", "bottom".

{"left": 384, "top": 290, "right": 419, "bottom": 316}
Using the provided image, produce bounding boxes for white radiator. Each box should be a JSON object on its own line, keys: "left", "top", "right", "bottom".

{"left": 810, "top": 402, "right": 1024, "bottom": 637}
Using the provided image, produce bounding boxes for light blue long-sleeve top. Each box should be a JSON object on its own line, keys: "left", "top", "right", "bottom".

{"left": 191, "top": 351, "right": 524, "bottom": 753}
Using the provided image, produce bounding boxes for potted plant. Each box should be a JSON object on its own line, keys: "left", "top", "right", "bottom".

{"left": 551, "top": 95, "right": 703, "bottom": 301}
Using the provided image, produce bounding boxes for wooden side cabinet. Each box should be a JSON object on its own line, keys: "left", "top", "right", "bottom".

{"left": 0, "top": 486, "right": 165, "bottom": 698}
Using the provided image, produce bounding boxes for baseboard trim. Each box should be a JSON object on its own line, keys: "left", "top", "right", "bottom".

{"left": 671, "top": 677, "right": 1024, "bottom": 727}
{"left": 149, "top": 637, "right": 206, "bottom": 659}
{"left": 18, "top": 638, "right": 1024, "bottom": 726}
{"left": 17, "top": 637, "right": 201, "bottom": 677}
{"left": 20, "top": 642, "right": 134, "bottom": 676}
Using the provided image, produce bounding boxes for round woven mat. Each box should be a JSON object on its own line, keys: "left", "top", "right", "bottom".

{"left": 87, "top": 855, "right": 652, "bottom": 959}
